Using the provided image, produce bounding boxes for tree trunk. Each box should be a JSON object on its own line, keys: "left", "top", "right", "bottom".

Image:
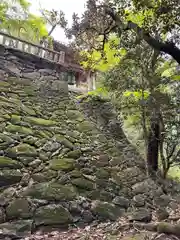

{"left": 147, "top": 117, "right": 160, "bottom": 173}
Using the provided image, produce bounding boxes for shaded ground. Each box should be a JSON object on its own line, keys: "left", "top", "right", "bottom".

{"left": 20, "top": 218, "right": 180, "bottom": 240}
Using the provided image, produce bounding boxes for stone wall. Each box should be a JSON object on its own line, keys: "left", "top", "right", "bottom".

{"left": 0, "top": 47, "right": 179, "bottom": 238}
{"left": 0, "top": 44, "right": 69, "bottom": 93}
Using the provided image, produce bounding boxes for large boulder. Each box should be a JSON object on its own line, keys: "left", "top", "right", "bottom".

{"left": 6, "top": 199, "right": 31, "bottom": 220}
{"left": 49, "top": 158, "right": 75, "bottom": 171}
{"left": 0, "top": 170, "right": 22, "bottom": 187}
{"left": 0, "top": 156, "right": 23, "bottom": 169}
{"left": 91, "top": 201, "right": 124, "bottom": 221}
{"left": 24, "top": 182, "right": 77, "bottom": 201}
{"left": 34, "top": 204, "right": 72, "bottom": 225}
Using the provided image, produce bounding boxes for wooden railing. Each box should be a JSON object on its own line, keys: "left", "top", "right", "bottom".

{"left": 0, "top": 31, "right": 65, "bottom": 64}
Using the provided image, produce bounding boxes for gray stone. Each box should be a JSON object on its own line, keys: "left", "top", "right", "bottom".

{"left": 91, "top": 200, "right": 124, "bottom": 221}
{"left": 129, "top": 208, "right": 152, "bottom": 222}
{"left": 112, "top": 196, "right": 130, "bottom": 208}
{"left": 153, "top": 195, "right": 171, "bottom": 207}
{"left": 132, "top": 194, "right": 145, "bottom": 207}
{"left": 81, "top": 210, "right": 94, "bottom": 223}
{"left": 28, "top": 159, "right": 42, "bottom": 168}
{"left": 0, "top": 170, "right": 22, "bottom": 187}
{"left": 35, "top": 204, "right": 72, "bottom": 225}
{"left": 156, "top": 208, "right": 169, "bottom": 221}
{"left": 22, "top": 72, "right": 40, "bottom": 79}
{"left": 42, "top": 141, "right": 61, "bottom": 152}
{"left": 0, "top": 220, "right": 32, "bottom": 238}
{"left": 132, "top": 179, "right": 157, "bottom": 195}
{"left": 6, "top": 199, "right": 31, "bottom": 220}
{"left": 24, "top": 182, "right": 77, "bottom": 201}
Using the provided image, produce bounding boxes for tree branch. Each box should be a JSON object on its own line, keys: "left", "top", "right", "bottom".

{"left": 105, "top": 6, "right": 180, "bottom": 64}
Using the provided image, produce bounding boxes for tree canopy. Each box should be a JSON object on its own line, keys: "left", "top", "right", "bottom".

{"left": 67, "top": 0, "right": 180, "bottom": 64}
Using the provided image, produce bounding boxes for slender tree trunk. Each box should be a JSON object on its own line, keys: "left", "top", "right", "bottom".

{"left": 147, "top": 113, "right": 160, "bottom": 173}
{"left": 48, "top": 25, "right": 57, "bottom": 36}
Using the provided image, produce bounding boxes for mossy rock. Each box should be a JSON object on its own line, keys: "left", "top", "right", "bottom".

{"left": 2, "top": 114, "right": 11, "bottom": 120}
{"left": 157, "top": 222, "right": 180, "bottom": 236}
{"left": 32, "top": 170, "right": 57, "bottom": 182}
{"left": 35, "top": 204, "right": 72, "bottom": 225}
{"left": 6, "top": 124, "right": 33, "bottom": 135}
{"left": 23, "top": 87, "right": 36, "bottom": 96}
{"left": 0, "top": 80, "right": 10, "bottom": 87}
{"left": 70, "top": 170, "right": 82, "bottom": 178}
{"left": 49, "top": 158, "right": 75, "bottom": 171}
{"left": 6, "top": 199, "right": 31, "bottom": 220}
{"left": 24, "top": 182, "right": 77, "bottom": 201}
{"left": 55, "top": 135, "right": 74, "bottom": 149}
{"left": 95, "top": 169, "right": 110, "bottom": 179}
{"left": 66, "top": 150, "right": 81, "bottom": 159}
{"left": 11, "top": 115, "right": 21, "bottom": 124}
{"left": 23, "top": 136, "right": 38, "bottom": 145}
{"left": 66, "top": 110, "right": 84, "bottom": 122}
{"left": 0, "top": 156, "right": 23, "bottom": 169}
{"left": 0, "top": 170, "right": 22, "bottom": 187}
{"left": 34, "top": 130, "right": 52, "bottom": 139}
{"left": 21, "top": 105, "right": 36, "bottom": 116}
{"left": 25, "top": 117, "right": 57, "bottom": 126}
{"left": 7, "top": 76, "right": 31, "bottom": 85}
{"left": 77, "top": 121, "right": 94, "bottom": 133}
{"left": 129, "top": 208, "right": 152, "bottom": 223}
{"left": 0, "top": 220, "right": 33, "bottom": 237}
{"left": 72, "top": 178, "right": 95, "bottom": 190}
{"left": 7, "top": 144, "right": 38, "bottom": 158}
{"left": 0, "top": 133, "right": 14, "bottom": 145}
{"left": 91, "top": 201, "right": 122, "bottom": 221}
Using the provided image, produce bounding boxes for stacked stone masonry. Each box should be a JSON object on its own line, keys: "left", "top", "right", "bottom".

{"left": 0, "top": 43, "right": 179, "bottom": 238}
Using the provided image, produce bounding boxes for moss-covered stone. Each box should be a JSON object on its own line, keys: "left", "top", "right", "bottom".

{"left": 10, "top": 115, "right": 21, "bottom": 124}
{"left": 6, "top": 199, "right": 31, "bottom": 220}
{"left": 0, "top": 134, "right": 14, "bottom": 149}
{"left": 77, "top": 121, "right": 94, "bottom": 133}
{"left": 6, "top": 124, "right": 33, "bottom": 135}
{"left": 2, "top": 114, "right": 11, "bottom": 120}
{"left": 24, "top": 182, "right": 77, "bottom": 201}
{"left": 66, "top": 110, "right": 84, "bottom": 122}
{"left": 72, "top": 178, "right": 95, "bottom": 190}
{"left": 70, "top": 170, "right": 82, "bottom": 178}
{"left": 0, "top": 220, "right": 33, "bottom": 236}
{"left": 23, "top": 136, "right": 38, "bottom": 145}
{"left": 49, "top": 158, "right": 75, "bottom": 171}
{"left": 0, "top": 156, "right": 23, "bottom": 169}
{"left": 91, "top": 201, "right": 123, "bottom": 221}
{"left": 0, "top": 170, "right": 22, "bottom": 187}
{"left": 35, "top": 204, "right": 72, "bottom": 225}
{"left": 66, "top": 150, "right": 81, "bottom": 159}
{"left": 25, "top": 116, "right": 57, "bottom": 126}
{"left": 34, "top": 130, "right": 52, "bottom": 139}
{"left": 95, "top": 169, "right": 109, "bottom": 179}
{"left": 55, "top": 135, "right": 74, "bottom": 149}
{"left": 157, "top": 222, "right": 180, "bottom": 236}
{"left": 0, "top": 80, "right": 10, "bottom": 87}
{"left": 21, "top": 105, "right": 36, "bottom": 115}
{"left": 32, "top": 170, "right": 57, "bottom": 182}
{"left": 7, "top": 144, "right": 38, "bottom": 158}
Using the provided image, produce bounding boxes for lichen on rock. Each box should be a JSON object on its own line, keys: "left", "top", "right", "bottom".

{"left": 24, "top": 182, "right": 77, "bottom": 201}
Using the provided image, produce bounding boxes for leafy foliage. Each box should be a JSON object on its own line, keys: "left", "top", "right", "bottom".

{"left": 0, "top": 0, "right": 48, "bottom": 43}
{"left": 67, "top": 0, "right": 180, "bottom": 64}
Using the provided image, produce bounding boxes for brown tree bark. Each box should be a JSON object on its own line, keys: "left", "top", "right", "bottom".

{"left": 147, "top": 117, "right": 160, "bottom": 173}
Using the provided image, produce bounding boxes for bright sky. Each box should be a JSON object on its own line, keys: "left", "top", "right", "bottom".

{"left": 29, "top": 0, "right": 86, "bottom": 43}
